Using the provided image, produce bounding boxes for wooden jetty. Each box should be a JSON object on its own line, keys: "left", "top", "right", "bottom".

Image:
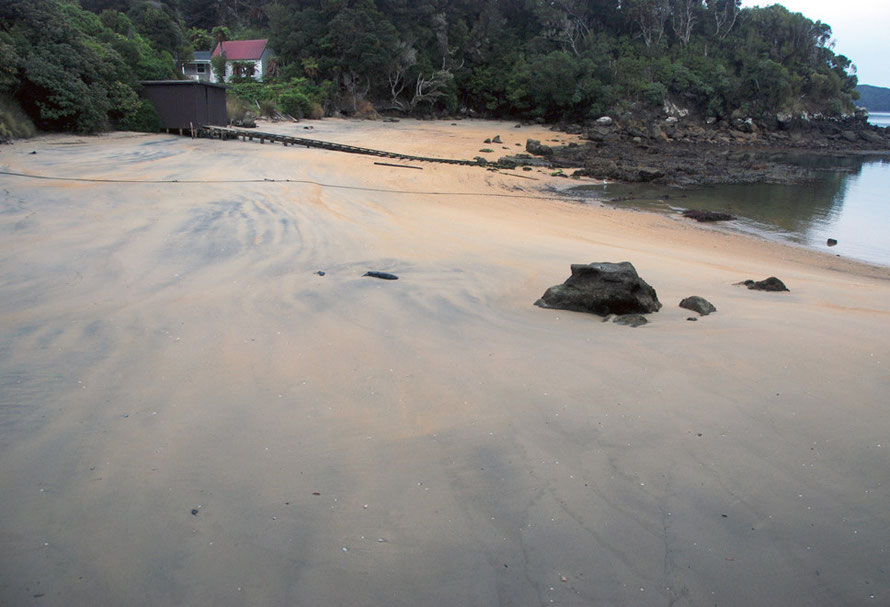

{"left": 200, "top": 125, "right": 490, "bottom": 167}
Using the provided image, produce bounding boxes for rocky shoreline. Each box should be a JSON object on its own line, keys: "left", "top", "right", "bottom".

{"left": 509, "top": 113, "right": 890, "bottom": 186}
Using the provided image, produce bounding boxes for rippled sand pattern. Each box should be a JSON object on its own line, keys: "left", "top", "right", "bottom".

{"left": 1, "top": 122, "right": 889, "bottom": 606}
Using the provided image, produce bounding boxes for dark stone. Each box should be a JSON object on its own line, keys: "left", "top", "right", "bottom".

{"left": 827, "top": 238, "right": 838, "bottom": 246}
{"left": 191, "top": 509, "right": 199, "bottom": 516}
{"left": 364, "top": 271, "right": 399, "bottom": 280}
{"left": 679, "top": 296, "right": 717, "bottom": 316}
{"left": 484, "top": 138, "right": 491, "bottom": 143}
{"left": 687, "top": 317, "right": 698, "bottom": 322}
{"left": 493, "top": 135, "right": 502, "bottom": 143}
{"left": 535, "top": 262, "right": 662, "bottom": 317}
{"left": 613, "top": 314, "right": 648, "bottom": 327}
{"left": 526, "top": 139, "right": 553, "bottom": 156}
{"left": 682, "top": 209, "right": 734, "bottom": 222}
{"left": 635, "top": 166, "right": 665, "bottom": 182}
{"left": 738, "top": 277, "right": 789, "bottom": 292}
{"left": 860, "top": 130, "right": 885, "bottom": 145}
{"left": 315, "top": 270, "right": 326, "bottom": 276}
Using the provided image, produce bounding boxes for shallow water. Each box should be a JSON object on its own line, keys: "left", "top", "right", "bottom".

{"left": 868, "top": 112, "right": 890, "bottom": 128}
{"left": 572, "top": 154, "right": 890, "bottom": 266}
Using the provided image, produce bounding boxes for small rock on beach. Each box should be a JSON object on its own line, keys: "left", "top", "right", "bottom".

{"left": 364, "top": 271, "right": 399, "bottom": 280}
{"left": 737, "top": 277, "right": 789, "bottom": 292}
{"left": 679, "top": 296, "right": 717, "bottom": 315}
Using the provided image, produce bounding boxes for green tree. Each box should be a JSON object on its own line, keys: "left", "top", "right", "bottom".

{"left": 187, "top": 27, "right": 213, "bottom": 51}
{"left": 211, "top": 52, "right": 228, "bottom": 82}
{"left": 0, "top": 0, "right": 169, "bottom": 132}
{"left": 127, "top": 1, "right": 190, "bottom": 59}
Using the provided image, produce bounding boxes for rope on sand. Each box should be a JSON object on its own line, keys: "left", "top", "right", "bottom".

{"left": 0, "top": 169, "right": 569, "bottom": 202}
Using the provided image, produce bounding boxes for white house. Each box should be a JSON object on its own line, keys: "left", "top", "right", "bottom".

{"left": 209, "top": 39, "right": 273, "bottom": 83}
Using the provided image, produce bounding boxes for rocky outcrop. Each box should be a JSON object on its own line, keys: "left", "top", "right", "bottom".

{"left": 543, "top": 112, "right": 890, "bottom": 186}
{"left": 679, "top": 296, "right": 717, "bottom": 316}
{"left": 535, "top": 262, "right": 662, "bottom": 317}
{"left": 526, "top": 139, "right": 553, "bottom": 156}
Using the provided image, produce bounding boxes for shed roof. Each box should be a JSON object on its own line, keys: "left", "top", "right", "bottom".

{"left": 211, "top": 39, "right": 269, "bottom": 61}
{"left": 141, "top": 80, "right": 226, "bottom": 90}
{"left": 192, "top": 51, "right": 212, "bottom": 62}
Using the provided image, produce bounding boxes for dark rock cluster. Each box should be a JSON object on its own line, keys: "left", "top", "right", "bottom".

{"left": 738, "top": 277, "right": 789, "bottom": 292}
{"left": 517, "top": 112, "right": 890, "bottom": 186}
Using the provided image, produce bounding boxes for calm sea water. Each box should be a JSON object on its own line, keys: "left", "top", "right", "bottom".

{"left": 571, "top": 154, "right": 890, "bottom": 266}
{"left": 868, "top": 112, "right": 890, "bottom": 127}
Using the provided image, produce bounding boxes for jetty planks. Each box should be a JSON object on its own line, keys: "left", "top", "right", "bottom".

{"left": 199, "top": 125, "right": 488, "bottom": 167}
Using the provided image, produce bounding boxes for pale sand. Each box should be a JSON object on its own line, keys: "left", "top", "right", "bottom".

{"left": 1, "top": 119, "right": 888, "bottom": 606}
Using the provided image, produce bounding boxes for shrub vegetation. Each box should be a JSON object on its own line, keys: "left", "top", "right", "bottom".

{"left": 0, "top": 0, "right": 862, "bottom": 135}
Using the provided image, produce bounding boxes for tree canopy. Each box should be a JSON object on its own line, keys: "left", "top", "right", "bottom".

{"left": 0, "top": 0, "right": 861, "bottom": 133}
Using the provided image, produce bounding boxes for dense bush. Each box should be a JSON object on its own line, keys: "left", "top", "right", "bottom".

{"left": 0, "top": 0, "right": 183, "bottom": 134}
{"left": 1, "top": 0, "right": 862, "bottom": 134}
{"left": 226, "top": 78, "right": 331, "bottom": 119}
{"left": 262, "top": 0, "right": 857, "bottom": 120}
{"left": 278, "top": 91, "right": 310, "bottom": 118}
{"left": 115, "top": 91, "right": 161, "bottom": 132}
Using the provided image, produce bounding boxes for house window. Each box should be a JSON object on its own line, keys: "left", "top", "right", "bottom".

{"left": 197, "top": 65, "right": 206, "bottom": 73}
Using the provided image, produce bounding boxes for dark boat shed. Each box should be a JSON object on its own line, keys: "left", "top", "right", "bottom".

{"left": 140, "top": 80, "right": 227, "bottom": 131}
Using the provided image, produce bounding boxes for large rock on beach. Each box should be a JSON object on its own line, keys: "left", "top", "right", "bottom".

{"left": 535, "top": 262, "right": 662, "bottom": 317}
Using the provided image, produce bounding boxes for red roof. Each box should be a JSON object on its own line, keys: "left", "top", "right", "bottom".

{"left": 211, "top": 39, "right": 268, "bottom": 60}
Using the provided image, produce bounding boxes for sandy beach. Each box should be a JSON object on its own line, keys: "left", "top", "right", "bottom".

{"left": 1, "top": 118, "right": 889, "bottom": 606}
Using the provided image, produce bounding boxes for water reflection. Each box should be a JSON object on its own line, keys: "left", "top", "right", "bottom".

{"left": 570, "top": 155, "right": 890, "bottom": 266}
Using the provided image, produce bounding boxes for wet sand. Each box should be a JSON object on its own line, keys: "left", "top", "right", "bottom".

{"left": 1, "top": 119, "right": 889, "bottom": 606}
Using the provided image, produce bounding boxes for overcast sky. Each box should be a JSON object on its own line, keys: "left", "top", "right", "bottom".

{"left": 741, "top": 1, "right": 890, "bottom": 88}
